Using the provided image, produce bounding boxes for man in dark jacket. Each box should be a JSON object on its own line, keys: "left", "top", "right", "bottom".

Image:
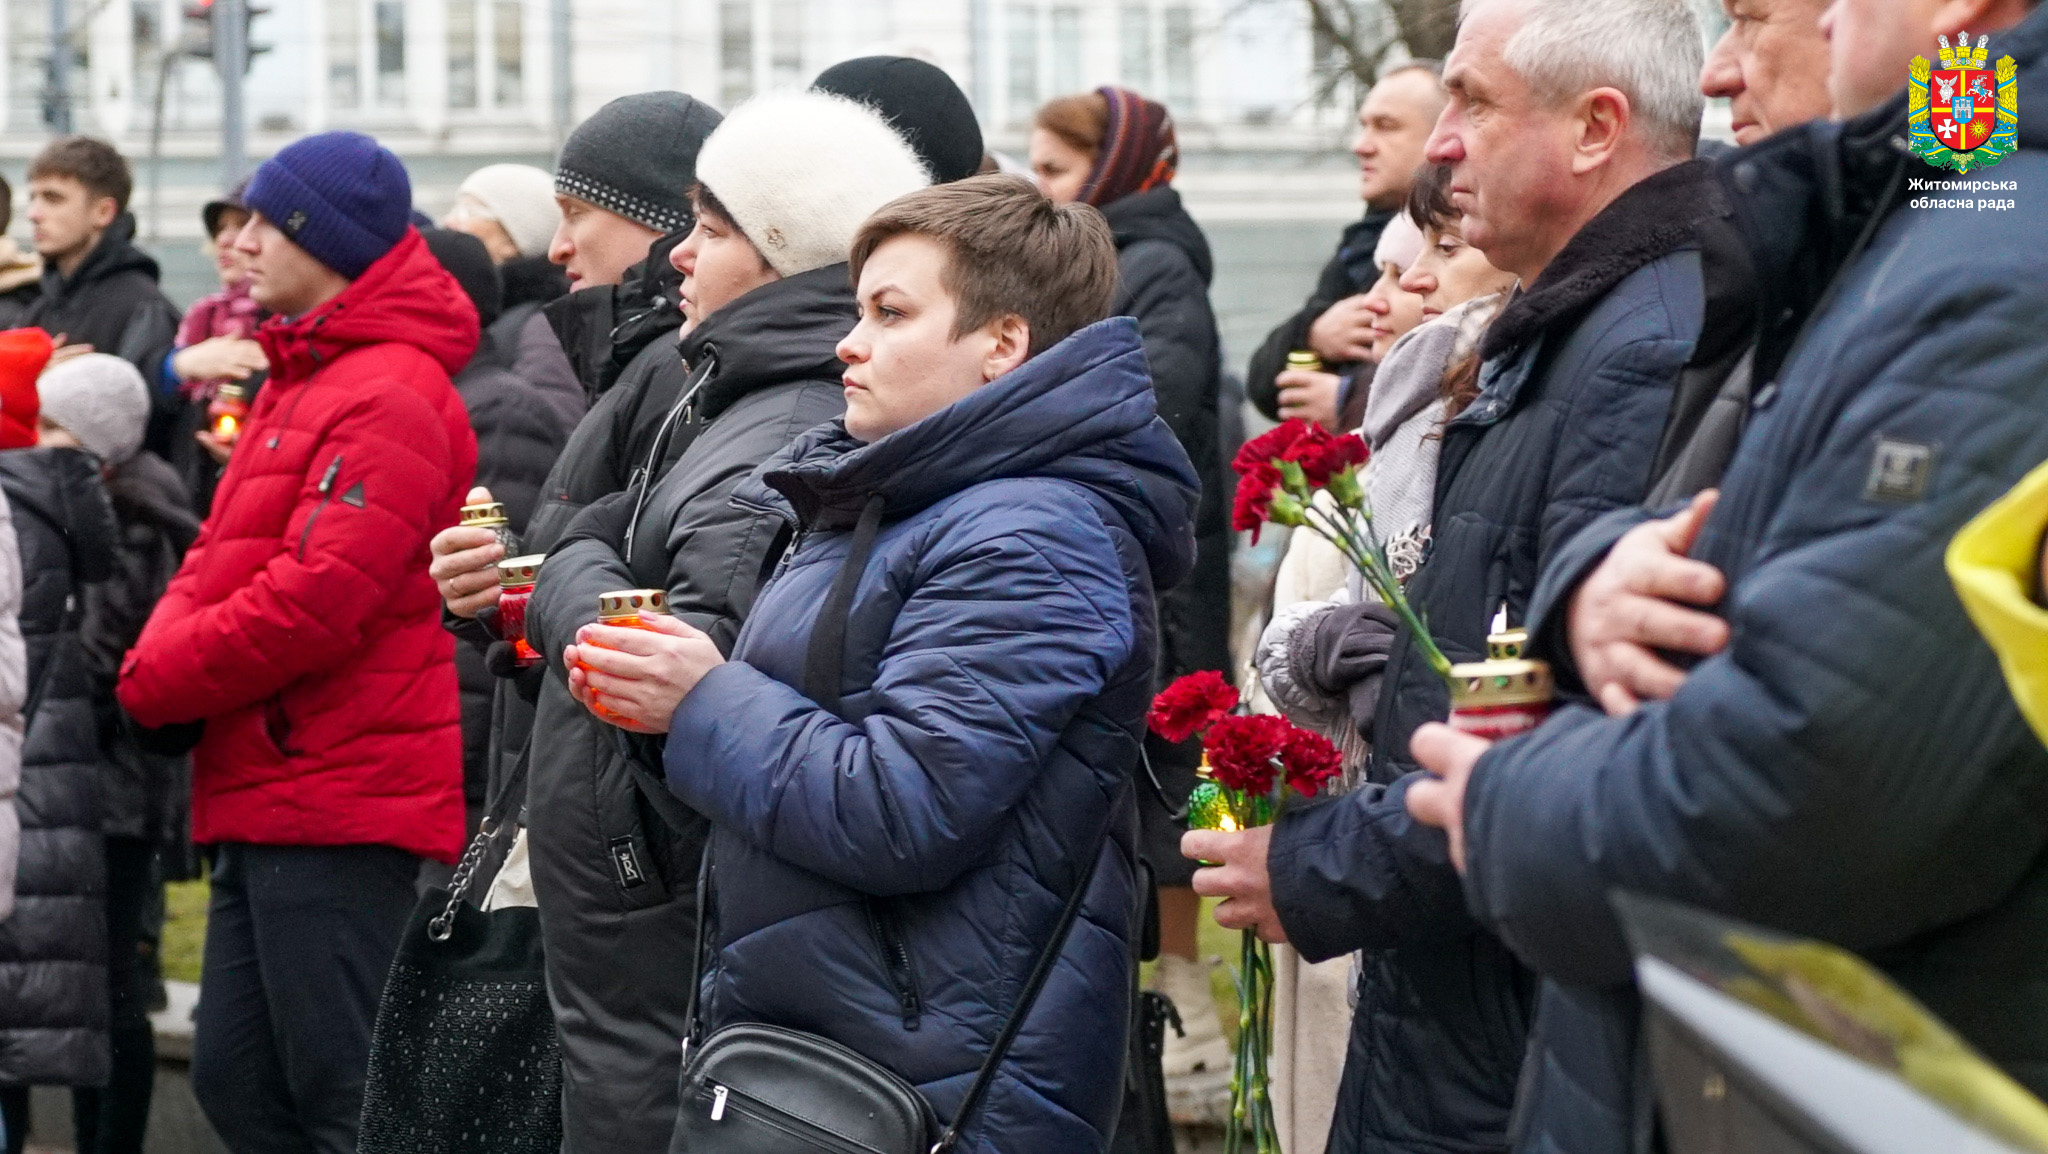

{"left": 0, "top": 442, "right": 116, "bottom": 1146}
{"left": 36, "top": 353, "right": 199, "bottom": 1154}
{"left": 1246, "top": 64, "right": 1444, "bottom": 425}
{"left": 1187, "top": 1, "right": 1712, "bottom": 1150}
{"left": 120, "top": 132, "right": 479, "bottom": 1154}
{"left": 1405, "top": 4, "right": 2048, "bottom": 1152}
{"left": 21, "top": 138, "right": 182, "bottom": 460}
{"left": 424, "top": 228, "right": 583, "bottom": 826}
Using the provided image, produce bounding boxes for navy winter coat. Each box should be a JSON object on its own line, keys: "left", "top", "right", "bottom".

{"left": 664, "top": 318, "right": 1198, "bottom": 1154}
{"left": 1462, "top": 14, "right": 2048, "bottom": 1153}
{"left": 1265, "top": 163, "right": 1722, "bottom": 1153}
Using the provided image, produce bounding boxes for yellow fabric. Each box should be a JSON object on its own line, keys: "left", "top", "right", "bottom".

{"left": 1948, "top": 460, "right": 2048, "bottom": 747}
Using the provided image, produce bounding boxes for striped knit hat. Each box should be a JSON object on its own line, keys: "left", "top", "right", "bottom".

{"left": 555, "top": 92, "right": 724, "bottom": 235}
{"left": 1081, "top": 87, "right": 1178, "bottom": 209}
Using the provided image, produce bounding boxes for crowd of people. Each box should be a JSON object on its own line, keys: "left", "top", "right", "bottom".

{"left": 0, "top": 0, "right": 2035, "bottom": 1152}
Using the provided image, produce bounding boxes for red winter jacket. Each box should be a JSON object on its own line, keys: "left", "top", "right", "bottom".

{"left": 119, "top": 230, "right": 480, "bottom": 863}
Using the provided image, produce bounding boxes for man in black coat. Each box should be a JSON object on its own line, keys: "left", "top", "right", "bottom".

{"left": 1245, "top": 64, "right": 1444, "bottom": 426}
{"left": 1187, "top": 0, "right": 1715, "bottom": 1148}
{"left": 21, "top": 138, "right": 181, "bottom": 461}
{"left": 1406, "top": 3, "right": 2048, "bottom": 1152}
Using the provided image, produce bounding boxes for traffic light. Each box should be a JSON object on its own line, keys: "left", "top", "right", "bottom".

{"left": 180, "top": 0, "right": 271, "bottom": 74}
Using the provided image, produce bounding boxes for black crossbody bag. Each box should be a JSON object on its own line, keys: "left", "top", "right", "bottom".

{"left": 668, "top": 493, "right": 1122, "bottom": 1154}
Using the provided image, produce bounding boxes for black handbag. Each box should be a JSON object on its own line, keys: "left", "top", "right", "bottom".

{"left": 669, "top": 813, "right": 1112, "bottom": 1154}
{"left": 357, "top": 750, "right": 562, "bottom": 1154}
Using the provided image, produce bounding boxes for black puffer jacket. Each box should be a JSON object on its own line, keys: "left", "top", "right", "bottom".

{"left": 1464, "top": 17, "right": 2048, "bottom": 1152}
{"left": 0, "top": 447, "right": 117, "bottom": 1087}
{"left": 1265, "top": 163, "right": 1721, "bottom": 1153}
{"left": 1100, "top": 186, "right": 1233, "bottom": 687}
{"left": 450, "top": 311, "right": 583, "bottom": 805}
{"left": 22, "top": 215, "right": 182, "bottom": 461}
{"left": 1245, "top": 210, "right": 1394, "bottom": 420}
{"left": 80, "top": 452, "right": 197, "bottom": 843}
{"left": 519, "top": 265, "right": 853, "bottom": 1152}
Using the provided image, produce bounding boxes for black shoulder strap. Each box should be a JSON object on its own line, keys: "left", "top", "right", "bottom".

{"left": 802, "top": 493, "right": 887, "bottom": 712}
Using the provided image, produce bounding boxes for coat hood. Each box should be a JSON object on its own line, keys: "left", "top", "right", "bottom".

{"left": 1100, "top": 186, "right": 1215, "bottom": 287}
{"left": 750, "top": 316, "right": 1200, "bottom": 589}
{"left": 42, "top": 212, "right": 158, "bottom": 297}
{"left": 679, "top": 262, "right": 858, "bottom": 422}
{"left": 257, "top": 228, "right": 479, "bottom": 383}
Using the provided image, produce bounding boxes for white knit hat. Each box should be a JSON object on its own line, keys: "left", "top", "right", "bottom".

{"left": 38, "top": 353, "right": 149, "bottom": 466}
{"left": 456, "top": 164, "right": 562, "bottom": 259}
{"left": 1375, "top": 212, "right": 1425, "bottom": 273}
{"left": 695, "top": 91, "right": 933, "bottom": 278}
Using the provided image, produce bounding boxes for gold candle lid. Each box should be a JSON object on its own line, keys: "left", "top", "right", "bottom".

{"left": 1449, "top": 658, "right": 1554, "bottom": 709}
{"left": 460, "top": 501, "right": 510, "bottom": 527}
{"left": 497, "top": 554, "right": 546, "bottom": 587}
{"left": 1285, "top": 350, "right": 1323, "bottom": 371}
{"left": 1488, "top": 628, "right": 1530, "bottom": 662}
{"left": 597, "top": 589, "right": 669, "bottom": 619}
{"left": 215, "top": 383, "right": 248, "bottom": 403}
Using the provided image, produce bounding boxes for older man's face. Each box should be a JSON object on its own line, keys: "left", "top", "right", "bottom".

{"left": 1819, "top": 0, "right": 1943, "bottom": 121}
{"left": 1424, "top": 0, "right": 1582, "bottom": 283}
{"left": 1704, "top": 0, "right": 1834, "bottom": 144}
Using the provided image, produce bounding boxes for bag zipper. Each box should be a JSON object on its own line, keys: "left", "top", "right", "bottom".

{"left": 297, "top": 454, "right": 344, "bottom": 561}
{"left": 694, "top": 1082, "right": 878, "bottom": 1154}
{"left": 865, "top": 898, "right": 924, "bottom": 1030}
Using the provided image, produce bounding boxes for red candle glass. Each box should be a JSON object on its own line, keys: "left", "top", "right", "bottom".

{"left": 1448, "top": 629, "right": 1555, "bottom": 742}
{"left": 584, "top": 589, "right": 670, "bottom": 722}
{"left": 207, "top": 383, "right": 249, "bottom": 446}
{"left": 496, "top": 554, "right": 546, "bottom": 668}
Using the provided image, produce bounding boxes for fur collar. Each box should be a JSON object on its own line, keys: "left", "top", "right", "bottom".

{"left": 1482, "top": 160, "right": 1726, "bottom": 360}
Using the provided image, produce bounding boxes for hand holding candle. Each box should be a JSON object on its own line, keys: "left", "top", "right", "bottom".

{"left": 566, "top": 593, "right": 723, "bottom": 734}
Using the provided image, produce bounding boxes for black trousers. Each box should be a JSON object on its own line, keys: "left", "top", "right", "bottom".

{"left": 190, "top": 843, "right": 418, "bottom": 1154}
{"left": 72, "top": 836, "right": 164, "bottom": 1154}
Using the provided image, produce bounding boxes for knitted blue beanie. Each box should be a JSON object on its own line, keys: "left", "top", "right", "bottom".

{"left": 245, "top": 132, "right": 412, "bottom": 279}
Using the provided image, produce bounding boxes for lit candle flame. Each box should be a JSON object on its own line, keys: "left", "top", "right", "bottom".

{"left": 1217, "top": 811, "right": 1240, "bottom": 833}
{"left": 214, "top": 415, "right": 239, "bottom": 442}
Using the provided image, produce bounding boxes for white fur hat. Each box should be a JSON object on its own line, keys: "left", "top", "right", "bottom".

{"left": 695, "top": 91, "right": 933, "bottom": 278}
{"left": 456, "top": 164, "right": 562, "bottom": 259}
{"left": 38, "top": 353, "right": 149, "bottom": 466}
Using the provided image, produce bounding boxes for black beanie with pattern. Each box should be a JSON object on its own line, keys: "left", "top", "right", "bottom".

{"left": 554, "top": 92, "right": 724, "bottom": 234}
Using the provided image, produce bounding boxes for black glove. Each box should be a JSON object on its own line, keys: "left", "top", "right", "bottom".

{"left": 1299, "top": 602, "right": 1403, "bottom": 739}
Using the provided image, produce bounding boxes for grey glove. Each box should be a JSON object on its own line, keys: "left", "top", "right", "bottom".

{"left": 1297, "top": 602, "right": 1402, "bottom": 738}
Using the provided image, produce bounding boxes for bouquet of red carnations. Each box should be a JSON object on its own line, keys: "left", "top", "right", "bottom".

{"left": 1232, "top": 418, "right": 1454, "bottom": 684}
{"left": 1149, "top": 671, "right": 1342, "bottom": 1154}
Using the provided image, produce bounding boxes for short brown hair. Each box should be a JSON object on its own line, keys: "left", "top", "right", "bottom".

{"left": 849, "top": 174, "right": 1118, "bottom": 359}
{"left": 1405, "top": 163, "right": 1456, "bottom": 234}
{"left": 1034, "top": 93, "right": 1109, "bottom": 159}
{"left": 29, "top": 136, "right": 132, "bottom": 212}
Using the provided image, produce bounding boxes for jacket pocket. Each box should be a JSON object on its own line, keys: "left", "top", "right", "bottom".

{"left": 262, "top": 696, "right": 297, "bottom": 758}
{"left": 865, "top": 897, "right": 924, "bottom": 1031}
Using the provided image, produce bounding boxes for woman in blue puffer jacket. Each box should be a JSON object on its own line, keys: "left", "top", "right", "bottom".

{"left": 565, "top": 175, "right": 1199, "bottom": 1154}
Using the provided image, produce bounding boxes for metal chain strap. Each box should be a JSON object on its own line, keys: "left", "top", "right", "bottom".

{"left": 428, "top": 817, "right": 503, "bottom": 942}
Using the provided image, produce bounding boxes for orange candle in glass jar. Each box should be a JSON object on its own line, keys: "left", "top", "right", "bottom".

{"left": 207, "top": 383, "right": 250, "bottom": 445}
{"left": 583, "top": 589, "right": 670, "bottom": 722}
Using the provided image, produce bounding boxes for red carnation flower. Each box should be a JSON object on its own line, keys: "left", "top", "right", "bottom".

{"left": 1232, "top": 419, "right": 1315, "bottom": 478}
{"left": 1148, "top": 671, "right": 1240, "bottom": 744}
{"left": 1280, "top": 727, "right": 1343, "bottom": 798}
{"left": 1204, "top": 713, "right": 1292, "bottom": 797}
{"left": 1284, "top": 430, "right": 1370, "bottom": 489}
{"left": 1232, "top": 460, "right": 1284, "bottom": 541}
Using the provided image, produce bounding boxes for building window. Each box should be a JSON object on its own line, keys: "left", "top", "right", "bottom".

{"left": 720, "top": 0, "right": 753, "bottom": 110}
{"left": 1163, "top": 6, "right": 1194, "bottom": 111}
{"left": 1119, "top": 5, "right": 1154, "bottom": 93}
{"left": 448, "top": 0, "right": 477, "bottom": 109}
{"left": 374, "top": 1, "right": 405, "bottom": 105}
{"left": 1007, "top": 3, "right": 1039, "bottom": 114}
{"left": 494, "top": 0, "right": 523, "bottom": 106}
{"left": 328, "top": 0, "right": 361, "bottom": 109}
{"left": 769, "top": 0, "right": 803, "bottom": 87}
{"left": 1050, "top": 6, "right": 1082, "bottom": 96}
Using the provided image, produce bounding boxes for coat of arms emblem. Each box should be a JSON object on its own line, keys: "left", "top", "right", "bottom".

{"left": 1909, "top": 33, "right": 2019, "bottom": 173}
